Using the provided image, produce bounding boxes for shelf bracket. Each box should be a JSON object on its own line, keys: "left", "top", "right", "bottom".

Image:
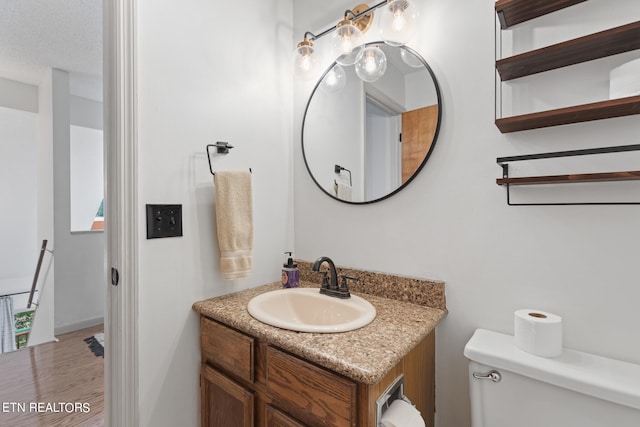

{"left": 500, "top": 163, "right": 512, "bottom": 205}
{"left": 497, "top": 11, "right": 507, "bottom": 30}
{"left": 497, "top": 144, "right": 640, "bottom": 206}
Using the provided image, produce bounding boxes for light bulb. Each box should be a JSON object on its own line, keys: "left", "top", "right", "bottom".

{"left": 365, "top": 56, "right": 377, "bottom": 73}
{"left": 355, "top": 46, "right": 387, "bottom": 83}
{"left": 293, "top": 39, "right": 317, "bottom": 79}
{"left": 330, "top": 18, "right": 364, "bottom": 66}
{"left": 379, "top": 0, "right": 419, "bottom": 47}
{"left": 321, "top": 64, "right": 347, "bottom": 93}
{"left": 392, "top": 10, "right": 407, "bottom": 31}
{"left": 300, "top": 54, "right": 312, "bottom": 71}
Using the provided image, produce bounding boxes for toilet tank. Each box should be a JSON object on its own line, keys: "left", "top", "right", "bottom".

{"left": 464, "top": 329, "right": 640, "bottom": 427}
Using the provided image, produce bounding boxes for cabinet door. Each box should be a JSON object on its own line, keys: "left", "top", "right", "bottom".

{"left": 264, "top": 405, "right": 307, "bottom": 427}
{"left": 202, "top": 364, "right": 254, "bottom": 427}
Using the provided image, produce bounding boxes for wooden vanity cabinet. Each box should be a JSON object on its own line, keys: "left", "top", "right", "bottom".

{"left": 200, "top": 316, "right": 435, "bottom": 427}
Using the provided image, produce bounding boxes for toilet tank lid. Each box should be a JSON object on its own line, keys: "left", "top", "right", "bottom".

{"left": 464, "top": 329, "right": 640, "bottom": 411}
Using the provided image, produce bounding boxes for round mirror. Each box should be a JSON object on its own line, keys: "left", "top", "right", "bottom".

{"left": 302, "top": 42, "right": 442, "bottom": 204}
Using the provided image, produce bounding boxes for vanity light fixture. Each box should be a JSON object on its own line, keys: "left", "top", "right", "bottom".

{"left": 355, "top": 45, "right": 387, "bottom": 82}
{"left": 331, "top": 16, "right": 365, "bottom": 66}
{"left": 378, "top": 0, "right": 419, "bottom": 47}
{"left": 293, "top": 36, "right": 317, "bottom": 79}
{"left": 293, "top": 0, "right": 419, "bottom": 81}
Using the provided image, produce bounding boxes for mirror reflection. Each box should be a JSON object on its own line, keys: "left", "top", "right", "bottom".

{"left": 302, "top": 43, "right": 441, "bottom": 204}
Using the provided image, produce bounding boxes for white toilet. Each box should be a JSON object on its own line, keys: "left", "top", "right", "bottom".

{"left": 464, "top": 329, "right": 640, "bottom": 427}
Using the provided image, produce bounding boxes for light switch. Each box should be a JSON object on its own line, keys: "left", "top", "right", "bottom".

{"left": 146, "top": 204, "right": 183, "bottom": 239}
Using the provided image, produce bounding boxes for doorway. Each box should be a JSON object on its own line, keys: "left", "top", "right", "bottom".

{"left": 0, "top": 0, "right": 108, "bottom": 424}
{"left": 364, "top": 96, "right": 402, "bottom": 201}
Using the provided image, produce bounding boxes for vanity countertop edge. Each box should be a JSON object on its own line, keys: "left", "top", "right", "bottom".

{"left": 192, "top": 281, "right": 447, "bottom": 385}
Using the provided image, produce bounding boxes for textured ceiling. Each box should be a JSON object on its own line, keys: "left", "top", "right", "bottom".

{"left": 0, "top": 0, "right": 102, "bottom": 84}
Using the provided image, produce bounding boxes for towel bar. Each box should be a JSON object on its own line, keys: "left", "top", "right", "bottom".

{"left": 334, "top": 164, "right": 352, "bottom": 186}
{"left": 496, "top": 144, "right": 640, "bottom": 205}
{"left": 206, "top": 143, "right": 252, "bottom": 176}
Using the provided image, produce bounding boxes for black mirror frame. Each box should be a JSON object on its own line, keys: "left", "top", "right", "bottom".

{"left": 301, "top": 42, "right": 443, "bottom": 205}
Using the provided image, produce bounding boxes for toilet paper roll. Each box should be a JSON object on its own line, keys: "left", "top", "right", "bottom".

{"left": 514, "top": 309, "right": 563, "bottom": 358}
{"left": 380, "top": 399, "right": 426, "bottom": 427}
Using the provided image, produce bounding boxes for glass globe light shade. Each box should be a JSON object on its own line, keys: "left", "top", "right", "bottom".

{"left": 379, "top": 0, "right": 419, "bottom": 47}
{"left": 400, "top": 48, "right": 423, "bottom": 68}
{"left": 321, "top": 65, "right": 347, "bottom": 93}
{"left": 293, "top": 40, "right": 317, "bottom": 79}
{"left": 330, "top": 18, "right": 364, "bottom": 66}
{"left": 355, "top": 46, "right": 387, "bottom": 83}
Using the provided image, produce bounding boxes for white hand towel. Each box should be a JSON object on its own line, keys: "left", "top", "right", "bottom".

{"left": 214, "top": 171, "right": 253, "bottom": 280}
{"left": 334, "top": 179, "right": 352, "bottom": 201}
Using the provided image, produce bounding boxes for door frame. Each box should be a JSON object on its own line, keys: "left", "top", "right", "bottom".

{"left": 104, "top": 0, "right": 139, "bottom": 425}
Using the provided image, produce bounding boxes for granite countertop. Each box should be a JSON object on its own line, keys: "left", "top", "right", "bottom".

{"left": 192, "top": 280, "right": 447, "bottom": 385}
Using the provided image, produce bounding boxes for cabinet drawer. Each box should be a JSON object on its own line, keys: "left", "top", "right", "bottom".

{"left": 266, "top": 346, "right": 356, "bottom": 426}
{"left": 201, "top": 317, "right": 254, "bottom": 382}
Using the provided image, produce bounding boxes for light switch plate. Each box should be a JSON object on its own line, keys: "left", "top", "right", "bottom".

{"left": 146, "top": 204, "right": 183, "bottom": 239}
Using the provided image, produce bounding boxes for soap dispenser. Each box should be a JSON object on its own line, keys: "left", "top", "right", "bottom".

{"left": 282, "top": 252, "right": 299, "bottom": 288}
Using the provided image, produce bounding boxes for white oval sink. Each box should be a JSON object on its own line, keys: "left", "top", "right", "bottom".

{"left": 247, "top": 288, "right": 376, "bottom": 333}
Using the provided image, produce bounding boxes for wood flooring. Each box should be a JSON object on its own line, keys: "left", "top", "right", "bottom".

{"left": 0, "top": 324, "right": 104, "bottom": 427}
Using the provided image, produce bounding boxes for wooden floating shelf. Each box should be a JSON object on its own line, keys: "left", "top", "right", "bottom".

{"left": 495, "top": 95, "right": 640, "bottom": 133}
{"left": 497, "top": 171, "right": 640, "bottom": 186}
{"left": 494, "top": 2, "right": 640, "bottom": 203}
{"left": 495, "top": 0, "right": 587, "bottom": 29}
{"left": 497, "top": 21, "right": 640, "bottom": 81}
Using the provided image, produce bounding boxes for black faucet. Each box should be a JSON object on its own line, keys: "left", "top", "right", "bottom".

{"left": 312, "top": 256, "right": 351, "bottom": 299}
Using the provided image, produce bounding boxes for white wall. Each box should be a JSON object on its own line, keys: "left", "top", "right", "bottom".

{"left": 0, "top": 74, "right": 55, "bottom": 346}
{"left": 405, "top": 68, "right": 437, "bottom": 110}
{"left": 0, "top": 105, "right": 37, "bottom": 316}
{"left": 0, "top": 106, "right": 38, "bottom": 284}
{"left": 70, "top": 94, "right": 104, "bottom": 130}
{"left": 368, "top": 59, "right": 406, "bottom": 108}
{"left": 294, "top": 1, "right": 640, "bottom": 426}
{"left": 52, "top": 69, "right": 105, "bottom": 334}
{"left": 135, "top": 1, "right": 293, "bottom": 425}
{"left": 0, "top": 78, "right": 38, "bottom": 288}
{"left": 30, "top": 69, "right": 56, "bottom": 347}
{"left": 0, "top": 70, "right": 58, "bottom": 347}
{"left": 0, "top": 77, "right": 38, "bottom": 113}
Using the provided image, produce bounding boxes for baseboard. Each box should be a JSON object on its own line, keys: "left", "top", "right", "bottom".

{"left": 55, "top": 316, "right": 104, "bottom": 335}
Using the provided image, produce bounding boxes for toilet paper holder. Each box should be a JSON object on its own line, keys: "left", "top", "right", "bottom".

{"left": 376, "top": 374, "right": 416, "bottom": 425}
